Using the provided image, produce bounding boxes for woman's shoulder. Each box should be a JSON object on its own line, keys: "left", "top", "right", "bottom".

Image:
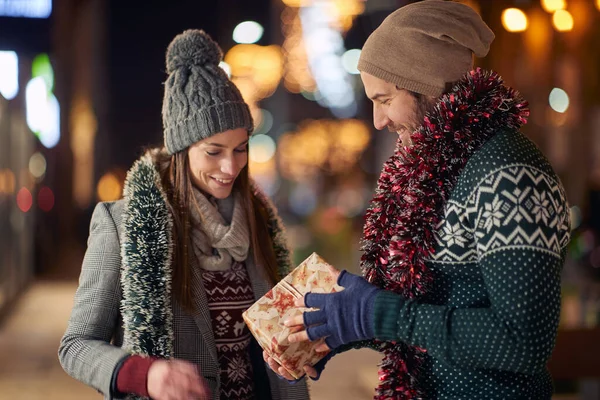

{"left": 90, "top": 200, "right": 127, "bottom": 235}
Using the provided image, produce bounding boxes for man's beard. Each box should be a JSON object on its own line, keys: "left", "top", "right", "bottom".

{"left": 396, "top": 95, "right": 437, "bottom": 147}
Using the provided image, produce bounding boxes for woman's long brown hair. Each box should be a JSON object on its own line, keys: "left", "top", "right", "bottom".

{"left": 155, "top": 148, "right": 280, "bottom": 310}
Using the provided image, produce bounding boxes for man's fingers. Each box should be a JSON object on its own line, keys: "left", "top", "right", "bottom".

{"left": 303, "top": 309, "right": 326, "bottom": 326}
{"left": 306, "top": 324, "right": 330, "bottom": 342}
{"left": 337, "top": 270, "right": 352, "bottom": 286}
{"left": 288, "top": 330, "right": 311, "bottom": 343}
{"left": 315, "top": 341, "right": 331, "bottom": 352}
{"left": 304, "top": 292, "right": 328, "bottom": 309}
{"left": 284, "top": 314, "right": 306, "bottom": 327}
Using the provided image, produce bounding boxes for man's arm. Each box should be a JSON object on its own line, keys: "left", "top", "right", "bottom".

{"left": 374, "top": 166, "right": 570, "bottom": 374}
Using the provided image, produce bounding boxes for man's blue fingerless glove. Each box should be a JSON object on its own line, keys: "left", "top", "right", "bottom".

{"left": 303, "top": 270, "right": 381, "bottom": 349}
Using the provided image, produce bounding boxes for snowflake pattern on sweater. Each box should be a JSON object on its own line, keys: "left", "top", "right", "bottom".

{"left": 375, "top": 128, "right": 570, "bottom": 399}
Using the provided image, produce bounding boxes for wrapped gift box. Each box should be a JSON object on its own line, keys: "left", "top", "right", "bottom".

{"left": 242, "top": 252, "right": 343, "bottom": 379}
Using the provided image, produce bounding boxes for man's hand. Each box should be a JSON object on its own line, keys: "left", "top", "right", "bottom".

{"left": 147, "top": 359, "right": 211, "bottom": 400}
{"left": 286, "top": 270, "right": 381, "bottom": 350}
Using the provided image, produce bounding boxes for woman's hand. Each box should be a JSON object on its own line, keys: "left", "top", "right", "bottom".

{"left": 147, "top": 359, "right": 211, "bottom": 400}
{"left": 262, "top": 350, "right": 319, "bottom": 380}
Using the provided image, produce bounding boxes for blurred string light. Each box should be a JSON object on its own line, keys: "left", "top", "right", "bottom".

{"left": 71, "top": 95, "right": 98, "bottom": 208}
{"left": 455, "top": 0, "right": 480, "bottom": 14}
{"left": 596, "top": 0, "right": 600, "bottom": 11}
{"left": 248, "top": 110, "right": 278, "bottom": 195}
{"left": 549, "top": 87, "right": 569, "bottom": 113}
{"left": 26, "top": 78, "right": 48, "bottom": 134}
{"left": 570, "top": 205, "right": 582, "bottom": 231}
{"left": 341, "top": 49, "right": 361, "bottom": 75}
{"left": 324, "top": 0, "right": 365, "bottom": 32}
{"left": 289, "top": 183, "right": 318, "bottom": 216}
{"left": 225, "top": 43, "right": 284, "bottom": 119}
{"left": 316, "top": 207, "right": 347, "bottom": 235}
{"left": 282, "top": 0, "right": 306, "bottom": 7}
{"left": 552, "top": 9, "right": 573, "bottom": 31}
{"left": 282, "top": 0, "right": 365, "bottom": 32}
{"left": 219, "top": 61, "right": 232, "bottom": 78}
{"left": 249, "top": 156, "right": 280, "bottom": 196}
{"left": 37, "top": 186, "right": 54, "bottom": 212}
{"left": 0, "top": 51, "right": 18, "bottom": 100}
{"left": 233, "top": 21, "right": 264, "bottom": 44}
{"left": 249, "top": 134, "right": 277, "bottom": 163}
{"left": 278, "top": 119, "right": 370, "bottom": 181}
{"left": 502, "top": 8, "right": 528, "bottom": 32}
{"left": 0, "top": 169, "right": 16, "bottom": 195}
{"left": 97, "top": 172, "right": 123, "bottom": 202}
{"left": 300, "top": 90, "right": 323, "bottom": 102}
{"left": 0, "top": 0, "right": 51, "bottom": 18}
{"left": 32, "top": 53, "right": 54, "bottom": 92}
{"left": 281, "top": 8, "right": 316, "bottom": 93}
{"left": 25, "top": 54, "right": 60, "bottom": 148}
{"left": 300, "top": 4, "right": 357, "bottom": 118}
{"left": 253, "top": 109, "right": 274, "bottom": 135}
{"left": 541, "top": 0, "right": 566, "bottom": 13}
{"left": 20, "top": 168, "right": 35, "bottom": 190}
{"left": 546, "top": 105, "right": 568, "bottom": 127}
{"left": 286, "top": 225, "right": 312, "bottom": 249}
{"left": 570, "top": 229, "right": 595, "bottom": 260}
{"left": 29, "top": 152, "right": 47, "bottom": 179}
{"left": 17, "top": 187, "right": 33, "bottom": 212}
{"left": 335, "top": 187, "right": 366, "bottom": 217}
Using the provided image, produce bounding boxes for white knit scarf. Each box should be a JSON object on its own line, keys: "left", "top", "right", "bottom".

{"left": 189, "top": 188, "right": 250, "bottom": 272}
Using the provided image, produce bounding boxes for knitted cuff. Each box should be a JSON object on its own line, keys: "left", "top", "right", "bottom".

{"left": 116, "top": 355, "right": 159, "bottom": 397}
{"left": 373, "top": 290, "right": 405, "bottom": 341}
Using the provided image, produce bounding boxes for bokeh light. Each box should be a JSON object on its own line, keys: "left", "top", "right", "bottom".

{"left": 341, "top": 49, "right": 361, "bottom": 75}
{"left": 549, "top": 88, "right": 569, "bottom": 113}
{"left": 541, "top": 0, "right": 566, "bottom": 13}
{"left": 249, "top": 134, "right": 277, "bottom": 163}
{"left": 552, "top": 9, "right": 574, "bottom": 32}
{"left": 97, "top": 172, "right": 123, "bottom": 202}
{"left": 0, "top": 51, "right": 19, "bottom": 100}
{"left": 0, "top": 169, "right": 16, "bottom": 195}
{"left": 233, "top": 21, "right": 264, "bottom": 44}
{"left": 17, "top": 187, "right": 33, "bottom": 212}
{"left": 29, "top": 152, "right": 47, "bottom": 178}
{"left": 502, "top": 8, "right": 528, "bottom": 32}
{"left": 37, "top": 186, "right": 55, "bottom": 212}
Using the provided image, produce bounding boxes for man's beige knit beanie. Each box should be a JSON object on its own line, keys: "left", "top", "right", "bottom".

{"left": 357, "top": 0, "right": 495, "bottom": 97}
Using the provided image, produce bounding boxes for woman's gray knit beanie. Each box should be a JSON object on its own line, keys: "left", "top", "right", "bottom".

{"left": 162, "top": 29, "right": 253, "bottom": 154}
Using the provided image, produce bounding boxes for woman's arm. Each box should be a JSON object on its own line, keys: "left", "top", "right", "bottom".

{"left": 58, "top": 202, "right": 131, "bottom": 397}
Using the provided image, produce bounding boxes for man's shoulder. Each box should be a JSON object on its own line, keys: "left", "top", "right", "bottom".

{"left": 466, "top": 129, "right": 556, "bottom": 183}
{"left": 449, "top": 129, "right": 560, "bottom": 202}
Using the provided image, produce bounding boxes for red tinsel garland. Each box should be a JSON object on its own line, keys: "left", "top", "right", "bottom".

{"left": 360, "top": 68, "right": 530, "bottom": 400}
